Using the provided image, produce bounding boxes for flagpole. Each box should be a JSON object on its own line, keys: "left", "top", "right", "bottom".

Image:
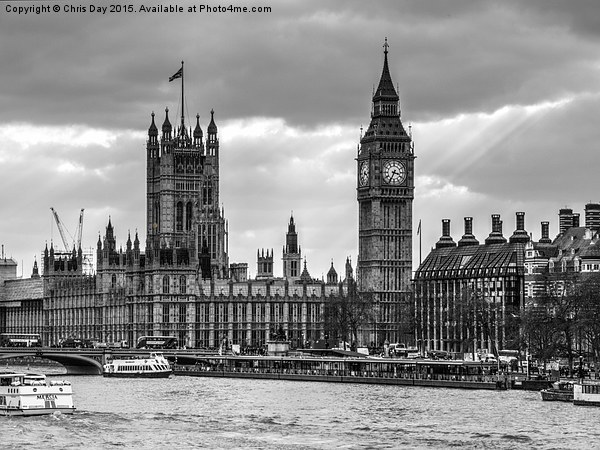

{"left": 180, "top": 60, "right": 184, "bottom": 129}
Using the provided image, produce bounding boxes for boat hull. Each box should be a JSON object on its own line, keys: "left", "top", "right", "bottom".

{"left": 540, "top": 389, "right": 573, "bottom": 402}
{"left": 0, "top": 407, "right": 75, "bottom": 416}
{"left": 574, "top": 400, "right": 600, "bottom": 406}
{"left": 103, "top": 371, "right": 172, "bottom": 378}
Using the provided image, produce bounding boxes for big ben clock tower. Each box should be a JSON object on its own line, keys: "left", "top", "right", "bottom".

{"left": 357, "top": 39, "right": 415, "bottom": 346}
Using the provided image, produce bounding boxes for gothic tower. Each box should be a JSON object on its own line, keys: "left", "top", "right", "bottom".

{"left": 145, "top": 76, "right": 228, "bottom": 278}
{"left": 197, "top": 110, "right": 229, "bottom": 279}
{"left": 282, "top": 214, "right": 302, "bottom": 280}
{"left": 356, "top": 40, "right": 415, "bottom": 345}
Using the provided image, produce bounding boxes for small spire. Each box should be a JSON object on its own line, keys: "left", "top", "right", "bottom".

{"left": 148, "top": 111, "right": 158, "bottom": 136}
{"left": 162, "top": 107, "right": 172, "bottom": 134}
{"left": 208, "top": 109, "right": 217, "bottom": 133}
{"left": 373, "top": 38, "right": 399, "bottom": 102}
{"left": 193, "top": 113, "right": 203, "bottom": 138}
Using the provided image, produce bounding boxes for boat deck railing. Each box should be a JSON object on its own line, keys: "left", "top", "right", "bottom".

{"left": 174, "top": 364, "right": 502, "bottom": 384}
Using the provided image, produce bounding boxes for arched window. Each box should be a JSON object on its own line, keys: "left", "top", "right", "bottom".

{"left": 163, "top": 276, "right": 170, "bottom": 294}
{"left": 154, "top": 200, "right": 160, "bottom": 230}
{"left": 180, "top": 275, "right": 186, "bottom": 294}
{"left": 186, "top": 202, "right": 193, "bottom": 230}
{"left": 111, "top": 274, "right": 117, "bottom": 289}
{"left": 202, "top": 182, "right": 213, "bottom": 206}
{"left": 176, "top": 202, "right": 183, "bottom": 231}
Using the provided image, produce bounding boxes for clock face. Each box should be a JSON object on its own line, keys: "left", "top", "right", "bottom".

{"left": 359, "top": 161, "right": 369, "bottom": 186}
{"left": 383, "top": 160, "right": 406, "bottom": 185}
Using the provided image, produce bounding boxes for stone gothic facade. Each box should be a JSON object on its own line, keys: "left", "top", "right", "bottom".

{"left": 0, "top": 92, "right": 357, "bottom": 350}
{"left": 0, "top": 43, "right": 416, "bottom": 350}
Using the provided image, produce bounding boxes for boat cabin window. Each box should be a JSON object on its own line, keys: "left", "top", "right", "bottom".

{"left": 583, "top": 385, "right": 600, "bottom": 395}
{"left": 1, "top": 376, "right": 21, "bottom": 386}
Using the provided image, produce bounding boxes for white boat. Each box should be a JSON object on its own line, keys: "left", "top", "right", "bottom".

{"left": 573, "top": 381, "right": 600, "bottom": 406}
{"left": 103, "top": 352, "right": 172, "bottom": 378}
{"left": 0, "top": 372, "right": 75, "bottom": 416}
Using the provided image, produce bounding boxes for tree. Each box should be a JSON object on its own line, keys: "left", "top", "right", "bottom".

{"left": 577, "top": 273, "right": 600, "bottom": 378}
{"left": 324, "top": 280, "right": 375, "bottom": 349}
{"left": 521, "top": 303, "right": 561, "bottom": 365}
{"left": 521, "top": 272, "right": 584, "bottom": 373}
{"left": 458, "top": 283, "right": 500, "bottom": 359}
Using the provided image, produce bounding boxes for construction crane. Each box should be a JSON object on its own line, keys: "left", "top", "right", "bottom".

{"left": 50, "top": 208, "right": 85, "bottom": 252}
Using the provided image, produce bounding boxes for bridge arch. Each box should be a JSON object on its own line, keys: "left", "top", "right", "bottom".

{"left": 0, "top": 351, "right": 103, "bottom": 375}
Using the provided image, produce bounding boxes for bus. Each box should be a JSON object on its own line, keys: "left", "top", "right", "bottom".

{"left": 136, "top": 336, "right": 178, "bottom": 349}
{"left": 0, "top": 333, "right": 42, "bottom": 347}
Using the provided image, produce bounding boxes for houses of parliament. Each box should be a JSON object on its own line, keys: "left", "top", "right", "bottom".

{"left": 0, "top": 43, "right": 416, "bottom": 350}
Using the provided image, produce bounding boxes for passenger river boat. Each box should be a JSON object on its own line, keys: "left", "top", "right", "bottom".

{"left": 0, "top": 372, "right": 75, "bottom": 416}
{"left": 103, "top": 352, "right": 172, "bottom": 378}
{"left": 173, "top": 354, "right": 506, "bottom": 390}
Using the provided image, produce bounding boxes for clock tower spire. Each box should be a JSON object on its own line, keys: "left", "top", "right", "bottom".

{"left": 356, "top": 39, "right": 415, "bottom": 347}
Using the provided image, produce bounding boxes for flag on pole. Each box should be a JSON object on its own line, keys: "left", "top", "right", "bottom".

{"left": 169, "top": 67, "right": 183, "bottom": 82}
{"left": 417, "top": 219, "right": 421, "bottom": 235}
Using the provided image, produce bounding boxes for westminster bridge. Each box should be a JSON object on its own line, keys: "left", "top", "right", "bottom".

{"left": 0, "top": 347, "right": 202, "bottom": 375}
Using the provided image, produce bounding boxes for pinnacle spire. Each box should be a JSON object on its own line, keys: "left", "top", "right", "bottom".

{"left": 208, "top": 108, "right": 217, "bottom": 133}
{"left": 162, "top": 107, "right": 172, "bottom": 135}
{"left": 148, "top": 111, "right": 158, "bottom": 136}
{"left": 373, "top": 37, "right": 399, "bottom": 102}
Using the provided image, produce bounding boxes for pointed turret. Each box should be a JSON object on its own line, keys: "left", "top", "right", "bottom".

{"left": 193, "top": 113, "right": 203, "bottom": 146}
{"left": 327, "top": 260, "right": 338, "bottom": 284}
{"left": 31, "top": 258, "right": 39, "bottom": 278}
{"left": 373, "top": 37, "right": 399, "bottom": 104}
{"left": 300, "top": 259, "right": 312, "bottom": 283}
{"left": 148, "top": 112, "right": 158, "bottom": 137}
{"left": 208, "top": 109, "right": 217, "bottom": 134}
{"left": 162, "top": 107, "right": 172, "bottom": 139}
{"left": 345, "top": 256, "right": 353, "bottom": 281}
{"left": 285, "top": 214, "right": 298, "bottom": 254}
{"left": 106, "top": 217, "right": 114, "bottom": 240}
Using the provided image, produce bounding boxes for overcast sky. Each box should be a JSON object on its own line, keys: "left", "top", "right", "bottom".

{"left": 2, "top": 0, "right": 600, "bottom": 279}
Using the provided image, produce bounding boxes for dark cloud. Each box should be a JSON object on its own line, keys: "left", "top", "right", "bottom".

{"left": 3, "top": 0, "right": 599, "bottom": 130}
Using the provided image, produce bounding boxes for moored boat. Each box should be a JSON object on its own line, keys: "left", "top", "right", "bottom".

{"left": 174, "top": 354, "right": 504, "bottom": 390}
{"left": 0, "top": 372, "right": 75, "bottom": 416}
{"left": 573, "top": 381, "right": 600, "bottom": 406}
{"left": 540, "top": 381, "right": 573, "bottom": 402}
{"left": 103, "top": 352, "right": 172, "bottom": 378}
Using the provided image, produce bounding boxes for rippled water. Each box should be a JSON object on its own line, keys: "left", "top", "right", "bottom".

{"left": 2, "top": 365, "right": 600, "bottom": 449}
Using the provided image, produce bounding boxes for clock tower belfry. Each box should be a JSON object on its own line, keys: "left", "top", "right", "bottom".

{"left": 357, "top": 39, "right": 415, "bottom": 346}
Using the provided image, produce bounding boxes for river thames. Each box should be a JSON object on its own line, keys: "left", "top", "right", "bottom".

{"left": 2, "top": 365, "right": 600, "bottom": 449}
